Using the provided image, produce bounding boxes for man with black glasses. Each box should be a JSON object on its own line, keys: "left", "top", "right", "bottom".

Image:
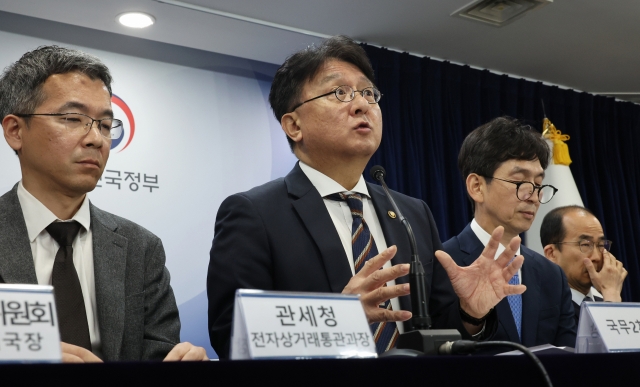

{"left": 541, "top": 205, "right": 627, "bottom": 325}
{"left": 0, "top": 46, "right": 207, "bottom": 362}
{"left": 208, "top": 36, "right": 529, "bottom": 358}
{"left": 443, "top": 117, "right": 577, "bottom": 348}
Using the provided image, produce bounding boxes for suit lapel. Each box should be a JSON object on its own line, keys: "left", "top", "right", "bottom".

{"left": 368, "top": 185, "right": 412, "bottom": 313}
{"left": 520, "top": 246, "right": 541, "bottom": 347}
{"left": 572, "top": 301, "right": 581, "bottom": 326}
{"left": 368, "top": 185, "right": 411, "bottom": 268}
{"left": 285, "top": 164, "right": 352, "bottom": 293}
{"left": 90, "top": 204, "right": 128, "bottom": 361}
{"left": 0, "top": 186, "right": 38, "bottom": 284}
{"left": 456, "top": 224, "right": 485, "bottom": 267}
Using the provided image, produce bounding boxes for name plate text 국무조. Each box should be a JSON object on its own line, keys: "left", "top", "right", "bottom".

{"left": 230, "top": 289, "right": 376, "bottom": 360}
{"left": 0, "top": 284, "right": 62, "bottom": 363}
{"left": 576, "top": 301, "right": 640, "bottom": 353}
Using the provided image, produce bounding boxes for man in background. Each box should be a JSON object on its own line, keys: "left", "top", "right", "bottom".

{"left": 541, "top": 205, "right": 627, "bottom": 325}
{"left": 443, "top": 117, "right": 577, "bottom": 348}
{"left": 0, "top": 45, "right": 207, "bottom": 362}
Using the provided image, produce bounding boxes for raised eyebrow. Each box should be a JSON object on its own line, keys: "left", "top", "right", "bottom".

{"left": 317, "top": 73, "right": 342, "bottom": 85}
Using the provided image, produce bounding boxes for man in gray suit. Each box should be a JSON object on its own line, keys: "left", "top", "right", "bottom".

{"left": 0, "top": 46, "right": 207, "bottom": 362}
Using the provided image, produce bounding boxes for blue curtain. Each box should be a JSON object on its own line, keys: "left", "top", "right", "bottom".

{"left": 362, "top": 45, "right": 640, "bottom": 302}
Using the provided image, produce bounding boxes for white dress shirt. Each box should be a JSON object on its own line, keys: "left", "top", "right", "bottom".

{"left": 570, "top": 287, "right": 595, "bottom": 305}
{"left": 299, "top": 162, "right": 403, "bottom": 333}
{"left": 17, "top": 181, "right": 102, "bottom": 356}
{"left": 470, "top": 219, "right": 522, "bottom": 284}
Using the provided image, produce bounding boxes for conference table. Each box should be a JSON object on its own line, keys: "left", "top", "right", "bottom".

{"left": 1, "top": 351, "right": 637, "bottom": 386}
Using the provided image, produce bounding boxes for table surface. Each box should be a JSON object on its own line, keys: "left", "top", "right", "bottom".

{"left": 1, "top": 350, "right": 639, "bottom": 386}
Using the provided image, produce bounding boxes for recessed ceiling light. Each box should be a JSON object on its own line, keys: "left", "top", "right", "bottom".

{"left": 117, "top": 12, "right": 155, "bottom": 28}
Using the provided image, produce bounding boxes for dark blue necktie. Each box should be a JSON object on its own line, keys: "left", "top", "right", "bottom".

{"left": 507, "top": 256, "right": 522, "bottom": 341}
{"left": 326, "top": 192, "right": 398, "bottom": 353}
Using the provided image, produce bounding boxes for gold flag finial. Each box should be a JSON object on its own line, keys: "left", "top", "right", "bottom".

{"left": 542, "top": 117, "right": 572, "bottom": 166}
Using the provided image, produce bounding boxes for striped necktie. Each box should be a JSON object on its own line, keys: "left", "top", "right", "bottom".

{"left": 507, "top": 256, "right": 522, "bottom": 341}
{"left": 326, "top": 192, "right": 399, "bottom": 353}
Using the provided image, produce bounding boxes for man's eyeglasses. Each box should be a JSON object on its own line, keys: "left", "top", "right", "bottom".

{"left": 15, "top": 112, "right": 123, "bottom": 140}
{"left": 290, "top": 85, "right": 382, "bottom": 112}
{"left": 484, "top": 176, "right": 558, "bottom": 204}
{"left": 556, "top": 239, "right": 613, "bottom": 254}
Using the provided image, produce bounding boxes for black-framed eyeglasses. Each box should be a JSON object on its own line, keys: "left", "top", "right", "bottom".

{"left": 484, "top": 176, "right": 558, "bottom": 204}
{"left": 556, "top": 239, "right": 613, "bottom": 254}
{"left": 14, "top": 112, "right": 123, "bottom": 140}
{"left": 290, "top": 85, "right": 382, "bottom": 112}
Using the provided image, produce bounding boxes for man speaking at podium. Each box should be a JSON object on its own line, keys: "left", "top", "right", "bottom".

{"left": 0, "top": 46, "right": 207, "bottom": 362}
{"left": 208, "top": 36, "right": 526, "bottom": 358}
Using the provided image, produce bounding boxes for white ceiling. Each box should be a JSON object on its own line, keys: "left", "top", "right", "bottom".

{"left": 0, "top": 0, "right": 638, "bottom": 97}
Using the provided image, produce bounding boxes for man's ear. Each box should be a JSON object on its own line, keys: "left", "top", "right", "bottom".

{"left": 280, "top": 112, "right": 303, "bottom": 146}
{"left": 2, "top": 115, "right": 24, "bottom": 154}
{"left": 466, "top": 173, "right": 484, "bottom": 204}
{"left": 543, "top": 244, "right": 558, "bottom": 263}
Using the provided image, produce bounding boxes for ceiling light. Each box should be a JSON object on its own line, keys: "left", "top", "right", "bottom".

{"left": 452, "top": 0, "right": 552, "bottom": 27}
{"left": 117, "top": 12, "right": 155, "bottom": 28}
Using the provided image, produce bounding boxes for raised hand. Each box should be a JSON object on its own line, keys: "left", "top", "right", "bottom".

{"left": 585, "top": 249, "right": 627, "bottom": 302}
{"left": 342, "top": 245, "right": 412, "bottom": 324}
{"left": 435, "top": 226, "right": 526, "bottom": 318}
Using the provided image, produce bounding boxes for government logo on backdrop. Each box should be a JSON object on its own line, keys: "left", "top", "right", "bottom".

{"left": 110, "top": 94, "right": 135, "bottom": 152}
{"left": 96, "top": 94, "right": 159, "bottom": 193}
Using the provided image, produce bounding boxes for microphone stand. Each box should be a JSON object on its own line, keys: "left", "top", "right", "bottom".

{"left": 371, "top": 166, "right": 461, "bottom": 356}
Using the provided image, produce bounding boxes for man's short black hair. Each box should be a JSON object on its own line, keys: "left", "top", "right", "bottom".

{"left": 540, "top": 205, "right": 596, "bottom": 250}
{"left": 268, "top": 35, "right": 375, "bottom": 151}
{"left": 0, "top": 45, "right": 113, "bottom": 156}
{"left": 458, "top": 116, "right": 551, "bottom": 210}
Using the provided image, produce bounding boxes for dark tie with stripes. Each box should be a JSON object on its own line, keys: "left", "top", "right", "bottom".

{"left": 326, "top": 192, "right": 399, "bottom": 353}
{"left": 46, "top": 221, "right": 92, "bottom": 350}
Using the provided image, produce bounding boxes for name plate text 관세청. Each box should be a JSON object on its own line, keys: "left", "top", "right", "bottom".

{"left": 230, "top": 289, "right": 376, "bottom": 360}
{"left": 0, "top": 284, "right": 62, "bottom": 362}
{"left": 576, "top": 301, "right": 640, "bottom": 353}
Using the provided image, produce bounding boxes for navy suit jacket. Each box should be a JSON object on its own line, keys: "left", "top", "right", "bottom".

{"left": 443, "top": 223, "right": 576, "bottom": 348}
{"left": 208, "top": 163, "right": 486, "bottom": 358}
{"left": 572, "top": 296, "right": 602, "bottom": 327}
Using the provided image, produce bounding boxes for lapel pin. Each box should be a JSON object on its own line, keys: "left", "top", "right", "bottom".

{"left": 388, "top": 211, "right": 396, "bottom": 219}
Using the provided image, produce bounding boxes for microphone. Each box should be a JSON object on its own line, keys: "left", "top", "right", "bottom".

{"left": 369, "top": 165, "right": 430, "bottom": 329}
{"left": 370, "top": 166, "right": 461, "bottom": 356}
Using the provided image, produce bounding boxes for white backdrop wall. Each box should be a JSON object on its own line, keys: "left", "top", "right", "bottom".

{"left": 0, "top": 27, "right": 297, "bottom": 358}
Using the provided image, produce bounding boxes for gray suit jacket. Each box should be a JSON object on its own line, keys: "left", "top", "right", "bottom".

{"left": 0, "top": 185, "right": 180, "bottom": 361}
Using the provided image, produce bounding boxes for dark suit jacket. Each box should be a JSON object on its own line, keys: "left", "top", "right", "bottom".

{"left": 443, "top": 223, "right": 577, "bottom": 348}
{"left": 572, "top": 296, "right": 603, "bottom": 327}
{"left": 0, "top": 185, "right": 180, "bottom": 361}
{"left": 208, "top": 163, "right": 483, "bottom": 358}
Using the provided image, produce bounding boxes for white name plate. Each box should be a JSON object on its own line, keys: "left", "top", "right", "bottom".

{"left": 0, "top": 284, "right": 61, "bottom": 363}
{"left": 576, "top": 302, "right": 640, "bottom": 353}
{"left": 230, "top": 289, "right": 376, "bottom": 360}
